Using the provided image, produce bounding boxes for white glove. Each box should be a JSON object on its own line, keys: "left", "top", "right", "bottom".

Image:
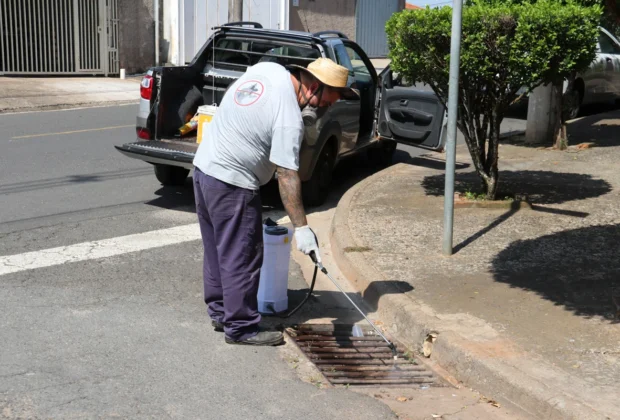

{"left": 294, "top": 225, "right": 322, "bottom": 263}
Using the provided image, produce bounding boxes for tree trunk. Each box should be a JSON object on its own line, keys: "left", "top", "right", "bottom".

{"left": 461, "top": 112, "right": 501, "bottom": 201}
{"left": 483, "top": 111, "right": 501, "bottom": 200}
{"left": 551, "top": 80, "right": 568, "bottom": 150}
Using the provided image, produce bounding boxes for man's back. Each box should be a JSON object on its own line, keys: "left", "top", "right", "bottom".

{"left": 193, "top": 62, "right": 304, "bottom": 190}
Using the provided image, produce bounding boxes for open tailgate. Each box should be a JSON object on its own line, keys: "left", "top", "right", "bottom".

{"left": 114, "top": 141, "right": 197, "bottom": 170}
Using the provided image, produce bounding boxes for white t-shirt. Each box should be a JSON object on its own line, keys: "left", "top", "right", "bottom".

{"left": 193, "top": 62, "right": 304, "bottom": 190}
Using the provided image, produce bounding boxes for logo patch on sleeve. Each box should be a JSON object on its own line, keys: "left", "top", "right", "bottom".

{"left": 234, "top": 80, "right": 265, "bottom": 106}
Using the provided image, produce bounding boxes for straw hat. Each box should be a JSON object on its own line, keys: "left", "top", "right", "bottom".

{"left": 290, "top": 58, "right": 359, "bottom": 99}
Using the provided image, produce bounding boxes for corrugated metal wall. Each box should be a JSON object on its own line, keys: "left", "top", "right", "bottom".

{"left": 355, "top": 0, "right": 400, "bottom": 58}
{"left": 0, "top": 0, "right": 119, "bottom": 75}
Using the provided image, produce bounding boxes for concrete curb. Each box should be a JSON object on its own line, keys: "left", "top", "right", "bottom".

{"left": 329, "top": 164, "right": 607, "bottom": 420}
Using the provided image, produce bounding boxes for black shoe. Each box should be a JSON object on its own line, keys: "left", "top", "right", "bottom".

{"left": 225, "top": 330, "right": 284, "bottom": 346}
{"left": 211, "top": 320, "right": 224, "bottom": 332}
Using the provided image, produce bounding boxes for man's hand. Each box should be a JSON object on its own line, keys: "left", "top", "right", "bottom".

{"left": 294, "top": 225, "right": 321, "bottom": 263}
{"left": 276, "top": 167, "right": 307, "bottom": 228}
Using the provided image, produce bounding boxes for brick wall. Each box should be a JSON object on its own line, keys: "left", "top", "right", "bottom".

{"left": 289, "top": 0, "right": 357, "bottom": 40}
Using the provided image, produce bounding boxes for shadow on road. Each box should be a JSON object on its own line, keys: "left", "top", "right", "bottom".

{"left": 146, "top": 184, "right": 196, "bottom": 212}
{"left": 491, "top": 224, "right": 620, "bottom": 321}
{"left": 0, "top": 167, "right": 153, "bottom": 195}
{"left": 421, "top": 170, "right": 612, "bottom": 205}
{"left": 153, "top": 150, "right": 443, "bottom": 215}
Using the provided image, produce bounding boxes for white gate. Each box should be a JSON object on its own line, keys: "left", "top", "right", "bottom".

{"left": 178, "top": 0, "right": 289, "bottom": 65}
{"left": 0, "top": 0, "right": 119, "bottom": 75}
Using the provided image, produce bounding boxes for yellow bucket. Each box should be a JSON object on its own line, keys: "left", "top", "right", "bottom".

{"left": 196, "top": 105, "right": 217, "bottom": 144}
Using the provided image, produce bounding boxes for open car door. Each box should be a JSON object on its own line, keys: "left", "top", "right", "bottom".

{"left": 376, "top": 66, "right": 447, "bottom": 151}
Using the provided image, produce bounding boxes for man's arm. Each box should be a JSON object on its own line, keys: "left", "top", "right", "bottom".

{"left": 276, "top": 166, "right": 307, "bottom": 228}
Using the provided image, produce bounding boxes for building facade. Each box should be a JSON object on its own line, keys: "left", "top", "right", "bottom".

{"left": 0, "top": 0, "right": 404, "bottom": 76}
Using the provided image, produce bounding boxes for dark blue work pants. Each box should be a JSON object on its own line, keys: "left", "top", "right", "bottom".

{"left": 193, "top": 168, "right": 263, "bottom": 340}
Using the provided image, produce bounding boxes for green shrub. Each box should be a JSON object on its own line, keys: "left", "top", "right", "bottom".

{"left": 386, "top": 0, "right": 601, "bottom": 199}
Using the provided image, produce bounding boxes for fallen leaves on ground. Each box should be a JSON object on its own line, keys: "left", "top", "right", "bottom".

{"left": 480, "top": 396, "right": 501, "bottom": 408}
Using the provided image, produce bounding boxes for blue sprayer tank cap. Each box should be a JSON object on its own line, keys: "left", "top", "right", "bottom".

{"left": 264, "top": 225, "right": 288, "bottom": 236}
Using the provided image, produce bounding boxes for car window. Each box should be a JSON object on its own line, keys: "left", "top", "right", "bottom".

{"left": 344, "top": 46, "right": 372, "bottom": 84}
{"left": 392, "top": 71, "right": 414, "bottom": 87}
{"left": 333, "top": 44, "right": 354, "bottom": 72}
{"left": 205, "top": 38, "right": 320, "bottom": 71}
{"left": 598, "top": 32, "right": 620, "bottom": 54}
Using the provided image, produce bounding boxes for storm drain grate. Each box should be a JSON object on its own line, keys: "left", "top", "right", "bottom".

{"left": 286, "top": 324, "right": 437, "bottom": 387}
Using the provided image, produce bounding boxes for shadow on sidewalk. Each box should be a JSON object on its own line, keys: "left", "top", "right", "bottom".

{"left": 501, "top": 106, "right": 620, "bottom": 148}
{"left": 393, "top": 151, "right": 470, "bottom": 171}
{"left": 491, "top": 224, "right": 620, "bottom": 321}
{"left": 566, "top": 110, "right": 620, "bottom": 148}
{"left": 266, "top": 280, "right": 414, "bottom": 329}
{"left": 421, "top": 170, "right": 612, "bottom": 205}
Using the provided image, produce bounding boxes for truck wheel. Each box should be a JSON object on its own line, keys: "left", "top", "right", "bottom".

{"left": 367, "top": 140, "right": 396, "bottom": 168}
{"left": 303, "top": 146, "right": 334, "bottom": 207}
{"left": 154, "top": 164, "right": 190, "bottom": 186}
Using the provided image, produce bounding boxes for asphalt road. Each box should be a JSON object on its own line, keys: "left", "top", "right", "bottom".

{"left": 0, "top": 105, "right": 416, "bottom": 419}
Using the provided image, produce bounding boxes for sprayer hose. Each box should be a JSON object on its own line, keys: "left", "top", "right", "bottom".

{"left": 277, "top": 264, "right": 318, "bottom": 318}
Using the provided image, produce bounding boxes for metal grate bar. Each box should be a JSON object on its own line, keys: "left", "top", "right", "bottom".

{"left": 26, "top": 0, "right": 32, "bottom": 72}
{"left": 52, "top": 0, "right": 58, "bottom": 72}
{"left": 7, "top": 0, "right": 14, "bottom": 71}
{"left": 17, "top": 0, "right": 24, "bottom": 72}
{"left": 288, "top": 324, "right": 437, "bottom": 387}
{"left": 0, "top": 2, "right": 5, "bottom": 71}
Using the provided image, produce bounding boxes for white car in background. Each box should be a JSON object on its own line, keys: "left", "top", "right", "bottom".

{"left": 518, "top": 27, "right": 620, "bottom": 119}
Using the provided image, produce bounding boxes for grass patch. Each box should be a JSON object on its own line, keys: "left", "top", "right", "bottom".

{"left": 344, "top": 246, "right": 372, "bottom": 253}
{"left": 460, "top": 190, "right": 516, "bottom": 202}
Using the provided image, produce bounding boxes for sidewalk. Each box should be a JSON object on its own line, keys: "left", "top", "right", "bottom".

{"left": 330, "top": 110, "right": 620, "bottom": 419}
{"left": 0, "top": 76, "right": 140, "bottom": 113}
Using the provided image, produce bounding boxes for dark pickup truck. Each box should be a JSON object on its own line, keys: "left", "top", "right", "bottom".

{"left": 115, "top": 22, "right": 446, "bottom": 205}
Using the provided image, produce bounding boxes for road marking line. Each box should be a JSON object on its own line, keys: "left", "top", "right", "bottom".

{"left": 12, "top": 124, "right": 134, "bottom": 139}
{"left": 0, "top": 102, "right": 139, "bottom": 116}
{"left": 0, "top": 224, "right": 202, "bottom": 277}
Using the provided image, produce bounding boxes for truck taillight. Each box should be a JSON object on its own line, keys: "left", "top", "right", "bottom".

{"left": 136, "top": 127, "right": 151, "bottom": 139}
{"left": 140, "top": 75, "right": 153, "bottom": 100}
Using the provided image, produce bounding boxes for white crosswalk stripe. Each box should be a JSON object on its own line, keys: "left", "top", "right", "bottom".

{"left": 0, "top": 223, "right": 202, "bottom": 276}
{"left": 0, "top": 211, "right": 289, "bottom": 277}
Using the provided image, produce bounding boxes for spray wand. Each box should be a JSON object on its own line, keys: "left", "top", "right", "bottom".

{"left": 309, "top": 251, "right": 399, "bottom": 360}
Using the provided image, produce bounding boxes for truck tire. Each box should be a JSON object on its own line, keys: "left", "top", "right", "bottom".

{"left": 154, "top": 164, "right": 190, "bottom": 186}
{"left": 302, "top": 145, "right": 334, "bottom": 207}
{"left": 367, "top": 140, "right": 396, "bottom": 168}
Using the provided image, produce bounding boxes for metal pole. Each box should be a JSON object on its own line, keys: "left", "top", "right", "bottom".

{"left": 229, "top": 0, "right": 243, "bottom": 22}
{"left": 442, "top": 0, "right": 464, "bottom": 256}
{"left": 155, "top": 0, "right": 159, "bottom": 66}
